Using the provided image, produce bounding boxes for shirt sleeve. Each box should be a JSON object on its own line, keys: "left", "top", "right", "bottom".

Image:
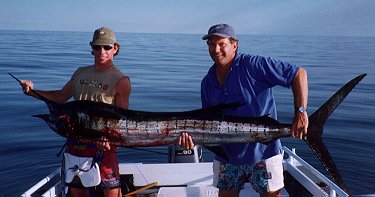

{"left": 246, "top": 55, "right": 299, "bottom": 88}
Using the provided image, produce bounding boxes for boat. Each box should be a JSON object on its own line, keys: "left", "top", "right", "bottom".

{"left": 21, "top": 145, "right": 349, "bottom": 197}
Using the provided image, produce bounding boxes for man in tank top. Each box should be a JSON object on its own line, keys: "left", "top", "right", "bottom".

{"left": 20, "top": 27, "right": 130, "bottom": 197}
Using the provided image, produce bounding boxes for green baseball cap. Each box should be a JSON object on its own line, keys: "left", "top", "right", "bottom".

{"left": 90, "top": 27, "right": 117, "bottom": 46}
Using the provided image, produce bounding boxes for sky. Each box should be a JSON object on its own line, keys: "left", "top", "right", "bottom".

{"left": 0, "top": 0, "right": 374, "bottom": 37}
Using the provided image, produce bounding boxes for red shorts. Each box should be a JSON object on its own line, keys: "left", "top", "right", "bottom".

{"left": 66, "top": 142, "right": 120, "bottom": 189}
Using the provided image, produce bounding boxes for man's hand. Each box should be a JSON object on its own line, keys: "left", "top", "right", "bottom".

{"left": 98, "top": 136, "right": 111, "bottom": 151}
{"left": 291, "top": 111, "right": 309, "bottom": 139}
{"left": 20, "top": 80, "right": 34, "bottom": 96}
{"left": 177, "top": 132, "right": 195, "bottom": 150}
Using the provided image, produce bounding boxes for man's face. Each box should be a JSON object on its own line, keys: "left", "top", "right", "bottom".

{"left": 207, "top": 36, "right": 238, "bottom": 67}
{"left": 92, "top": 44, "right": 118, "bottom": 65}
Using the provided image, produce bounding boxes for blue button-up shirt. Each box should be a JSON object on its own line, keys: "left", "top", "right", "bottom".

{"left": 201, "top": 53, "right": 299, "bottom": 165}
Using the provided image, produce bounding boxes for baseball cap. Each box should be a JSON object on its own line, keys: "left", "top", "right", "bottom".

{"left": 90, "top": 27, "right": 117, "bottom": 46}
{"left": 202, "top": 24, "right": 238, "bottom": 41}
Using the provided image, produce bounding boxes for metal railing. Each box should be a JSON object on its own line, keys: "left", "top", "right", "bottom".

{"left": 283, "top": 146, "right": 349, "bottom": 197}
{"left": 21, "top": 167, "right": 61, "bottom": 197}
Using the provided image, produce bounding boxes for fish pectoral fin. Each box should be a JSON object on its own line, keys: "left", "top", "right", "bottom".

{"left": 204, "top": 145, "right": 229, "bottom": 161}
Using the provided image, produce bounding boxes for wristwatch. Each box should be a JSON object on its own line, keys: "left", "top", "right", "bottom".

{"left": 295, "top": 106, "right": 306, "bottom": 113}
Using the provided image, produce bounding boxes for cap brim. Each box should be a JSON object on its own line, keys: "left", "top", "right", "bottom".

{"left": 202, "top": 33, "right": 233, "bottom": 40}
{"left": 90, "top": 38, "right": 116, "bottom": 45}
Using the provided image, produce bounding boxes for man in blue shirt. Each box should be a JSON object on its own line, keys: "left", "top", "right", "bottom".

{"left": 179, "top": 24, "right": 308, "bottom": 197}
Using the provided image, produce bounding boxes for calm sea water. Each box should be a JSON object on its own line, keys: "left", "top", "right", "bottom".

{"left": 0, "top": 30, "right": 374, "bottom": 195}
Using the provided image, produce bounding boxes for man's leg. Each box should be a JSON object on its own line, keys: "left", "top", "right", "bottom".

{"left": 103, "top": 187, "right": 122, "bottom": 197}
{"left": 250, "top": 154, "right": 284, "bottom": 196}
{"left": 219, "top": 190, "right": 240, "bottom": 197}
{"left": 260, "top": 189, "right": 281, "bottom": 197}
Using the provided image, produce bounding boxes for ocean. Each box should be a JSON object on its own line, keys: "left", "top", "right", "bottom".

{"left": 0, "top": 30, "right": 374, "bottom": 195}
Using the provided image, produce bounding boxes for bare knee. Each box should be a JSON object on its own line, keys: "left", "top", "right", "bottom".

{"left": 103, "top": 187, "right": 122, "bottom": 197}
{"left": 68, "top": 187, "right": 89, "bottom": 197}
{"left": 260, "top": 189, "right": 281, "bottom": 197}
{"left": 219, "top": 190, "right": 240, "bottom": 197}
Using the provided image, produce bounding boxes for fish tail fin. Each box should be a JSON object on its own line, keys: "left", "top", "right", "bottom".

{"left": 9, "top": 72, "right": 59, "bottom": 111}
{"left": 305, "top": 73, "right": 366, "bottom": 194}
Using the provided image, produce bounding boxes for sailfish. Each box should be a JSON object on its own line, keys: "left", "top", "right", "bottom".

{"left": 10, "top": 72, "right": 367, "bottom": 194}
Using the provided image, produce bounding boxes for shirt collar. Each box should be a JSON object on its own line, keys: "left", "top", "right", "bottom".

{"left": 206, "top": 52, "right": 241, "bottom": 84}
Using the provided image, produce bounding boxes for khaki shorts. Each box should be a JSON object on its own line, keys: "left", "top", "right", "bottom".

{"left": 213, "top": 154, "right": 284, "bottom": 193}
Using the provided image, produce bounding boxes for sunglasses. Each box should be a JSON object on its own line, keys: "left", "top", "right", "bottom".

{"left": 92, "top": 45, "right": 114, "bottom": 51}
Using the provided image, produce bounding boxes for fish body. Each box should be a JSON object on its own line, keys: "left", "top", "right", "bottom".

{"left": 39, "top": 100, "right": 291, "bottom": 147}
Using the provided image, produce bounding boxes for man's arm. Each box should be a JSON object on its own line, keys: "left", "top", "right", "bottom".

{"left": 113, "top": 77, "right": 131, "bottom": 110}
{"left": 21, "top": 78, "right": 74, "bottom": 103}
{"left": 291, "top": 67, "right": 309, "bottom": 139}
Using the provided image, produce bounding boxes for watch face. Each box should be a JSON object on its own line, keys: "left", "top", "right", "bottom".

{"left": 295, "top": 106, "right": 306, "bottom": 113}
{"left": 298, "top": 106, "right": 305, "bottom": 112}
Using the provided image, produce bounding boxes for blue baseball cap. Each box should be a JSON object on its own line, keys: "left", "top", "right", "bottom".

{"left": 202, "top": 24, "right": 238, "bottom": 41}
